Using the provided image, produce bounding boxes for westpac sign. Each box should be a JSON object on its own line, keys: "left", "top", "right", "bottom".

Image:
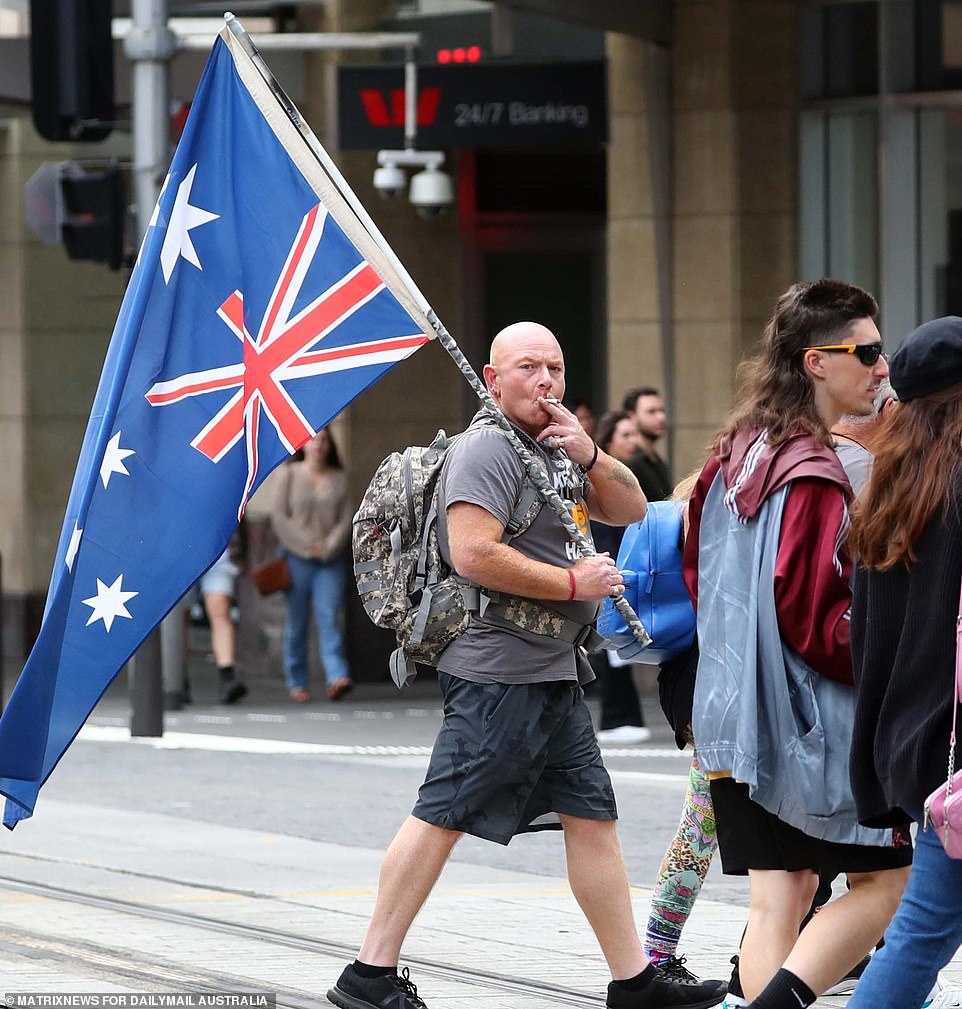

{"left": 337, "top": 61, "right": 606, "bottom": 150}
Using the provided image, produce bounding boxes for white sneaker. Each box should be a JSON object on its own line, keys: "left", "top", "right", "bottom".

{"left": 721, "top": 997, "right": 749, "bottom": 1009}
{"left": 824, "top": 954, "right": 871, "bottom": 996}
{"left": 926, "top": 980, "right": 961, "bottom": 1009}
{"left": 596, "top": 725, "right": 652, "bottom": 744}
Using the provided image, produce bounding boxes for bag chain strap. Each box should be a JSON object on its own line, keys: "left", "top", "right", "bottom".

{"left": 929, "top": 594, "right": 962, "bottom": 831}
{"left": 948, "top": 611, "right": 962, "bottom": 797}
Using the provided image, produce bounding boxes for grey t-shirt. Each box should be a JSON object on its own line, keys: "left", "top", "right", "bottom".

{"left": 834, "top": 437, "right": 873, "bottom": 495}
{"left": 436, "top": 419, "right": 599, "bottom": 684}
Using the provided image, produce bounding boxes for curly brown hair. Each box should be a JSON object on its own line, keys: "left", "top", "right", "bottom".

{"left": 851, "top": 386, "right": 962, "bottom": 570}
{"left": 714, "top": 278, "right": 879, "bottom": 455}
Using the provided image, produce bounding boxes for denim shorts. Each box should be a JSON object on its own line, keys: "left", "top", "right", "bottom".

{"left": 199, "top": 550, "right": 239, "bottom": 597}
{"left": 412, "top": 673, "right": 617, "bottom": 845}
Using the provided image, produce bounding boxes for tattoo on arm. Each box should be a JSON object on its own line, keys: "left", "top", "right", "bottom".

{"left": 607, "top": 458, "right": 635, "bottom": 488}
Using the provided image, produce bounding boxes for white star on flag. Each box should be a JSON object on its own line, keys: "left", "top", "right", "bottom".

{"left": 81, "top": 575, "right": 138, "bottom": 632}
{"left": 65, "top": 525, "right": 83, "bottom": 572}
{"left": 160, "top": 163, "right": 219, "bottom": 284}
{"left": 100, "top": 432, "right": 135, "bottom": 488}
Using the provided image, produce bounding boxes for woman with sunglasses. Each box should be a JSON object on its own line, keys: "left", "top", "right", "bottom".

{"left": 685, "top": 279, "right": 910, "bottom": 1009}
{"left": 845, "top": 317, "right": 962, "bottom": 1009}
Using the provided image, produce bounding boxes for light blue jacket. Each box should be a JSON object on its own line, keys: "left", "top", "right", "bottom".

{"left": 693, "top": 470, "right": 891, "bottom": 846}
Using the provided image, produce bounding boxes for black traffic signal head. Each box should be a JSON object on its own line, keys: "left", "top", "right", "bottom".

{"left": 60, "top": 162, "right": 127, "bottom": 270}
{"left": 30, "top": 0, "right": 114, "bottom": 143}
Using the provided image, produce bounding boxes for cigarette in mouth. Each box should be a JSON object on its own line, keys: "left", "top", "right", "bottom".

{"left": 542, "top": 397, "right": 561, "bottom": 405}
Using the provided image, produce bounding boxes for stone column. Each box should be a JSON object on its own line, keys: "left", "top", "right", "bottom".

{"left": 605, "top": 33, "right": 673, "bottom": 422}
{"left": 1, "top": 119, "right": 126, "bottom": 683}
{"left": 0, "top": 120, "right": 30, "bottom": 686}
{"left": 671, "top": 0, "right": 798, "bottom": 475}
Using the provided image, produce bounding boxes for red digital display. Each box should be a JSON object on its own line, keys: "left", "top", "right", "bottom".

{"left": 437, "top": 46, "right": 482, "bottom": 63}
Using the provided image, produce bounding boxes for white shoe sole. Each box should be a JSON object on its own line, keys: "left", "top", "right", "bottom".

{"left": 596, "top": 726, "right": 652, "bottom": 744}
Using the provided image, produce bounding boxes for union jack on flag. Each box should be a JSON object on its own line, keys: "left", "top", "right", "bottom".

{"left": 0, "top": 26, "right": 433, "bottom": 828}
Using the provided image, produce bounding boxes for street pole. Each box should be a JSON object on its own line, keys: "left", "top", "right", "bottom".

{"left": 124, "top": 0, "right": 175, "bottom": 736}
{"left": 125, "top": 0, "right": 175, "bottom": 239}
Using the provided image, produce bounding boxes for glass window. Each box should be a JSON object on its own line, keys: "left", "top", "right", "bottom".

{"left": 918, "top": 108, "right": 962, "bottom": 318}
{"left": 800, "top": 111, "right": 879, "bottom": 293}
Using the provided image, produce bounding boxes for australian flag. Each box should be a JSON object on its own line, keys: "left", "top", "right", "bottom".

{"left": 0, "top": 27, "right": 433, "bottom": 828}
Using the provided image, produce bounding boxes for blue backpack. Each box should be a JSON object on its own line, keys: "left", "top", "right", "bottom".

{"left": 597, "top": 500, "right": 696, "bottom": 664}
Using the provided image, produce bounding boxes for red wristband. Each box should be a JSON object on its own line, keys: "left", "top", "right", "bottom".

{"left": 567, "top": 568, "right": 577, "bottom": 601}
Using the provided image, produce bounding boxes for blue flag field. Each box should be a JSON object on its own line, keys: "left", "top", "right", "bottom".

{"left": 0, "top": 26, "right": 433, "bottom": 828}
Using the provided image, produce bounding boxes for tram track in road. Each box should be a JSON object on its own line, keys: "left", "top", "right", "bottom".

{"left": 0, "top": 874, "right": 605, "bottom": 1008}
{"left": 0, "top": 927, "right": 320, "bottom": 1009}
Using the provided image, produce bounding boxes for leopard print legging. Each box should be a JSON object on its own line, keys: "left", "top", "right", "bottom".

{"left": 644, "top": 752, "right": 718, "bottom": 962}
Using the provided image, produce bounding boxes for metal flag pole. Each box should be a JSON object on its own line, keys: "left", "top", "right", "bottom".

{"left": 222, "top": 14, "right": 652, "bottom": 650}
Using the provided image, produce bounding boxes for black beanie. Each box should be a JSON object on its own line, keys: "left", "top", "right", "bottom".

{"left": 889, "top": 316, "right": 962, "bottom": 402}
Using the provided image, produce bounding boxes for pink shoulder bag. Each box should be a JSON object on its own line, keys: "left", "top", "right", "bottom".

{"left": 923, "top": 579, "right": 962, "bottom": 858}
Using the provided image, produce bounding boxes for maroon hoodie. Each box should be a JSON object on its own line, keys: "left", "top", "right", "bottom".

{"left": 684, "top": 428, "right": 855, "bottom": 685}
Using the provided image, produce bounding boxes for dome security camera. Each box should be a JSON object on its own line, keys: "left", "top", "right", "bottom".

{"left": 409, "top": 164, "right": 454, "bottom": 218}
{"left": 373, "top": 161, "right": 406, "bottom": 200}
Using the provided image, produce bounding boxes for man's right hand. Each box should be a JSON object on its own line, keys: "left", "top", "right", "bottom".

{"left": 570, "top": 553, "right": 624, "bottom": 601}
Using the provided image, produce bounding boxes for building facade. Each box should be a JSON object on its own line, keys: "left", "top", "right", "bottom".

{"left": 1, "top": 0, "right": 947, "bottom": 684}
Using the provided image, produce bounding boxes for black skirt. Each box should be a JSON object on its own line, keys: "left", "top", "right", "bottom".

{"left": 710, "top": 777, "right": 913, "bottom": 876}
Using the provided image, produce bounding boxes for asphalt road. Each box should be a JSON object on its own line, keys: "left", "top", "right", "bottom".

{"left": 31, "top": 674, "right": 749, "bottom": 910}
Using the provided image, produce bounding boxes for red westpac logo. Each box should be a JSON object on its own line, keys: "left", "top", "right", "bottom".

{"left": 359, "top": 88, "right": 442, "bottom": 128}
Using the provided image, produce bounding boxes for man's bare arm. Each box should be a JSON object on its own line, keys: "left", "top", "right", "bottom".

{"left": 447, "top": 502, "right": 624, "bottom": 601}
{"left": 584, "top": 452, "right": 647, "bottom": 526}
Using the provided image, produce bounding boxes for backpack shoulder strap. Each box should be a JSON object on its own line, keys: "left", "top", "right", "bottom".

{"left": 446, "top": 413, "right": 543, "bottom": 543}
{"left": 503, "top": 481, "right": 540, "bottom": 540}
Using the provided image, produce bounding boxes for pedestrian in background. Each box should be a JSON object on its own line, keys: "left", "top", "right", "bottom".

{"left": 200, "top": 527, "right": 248, "bottom": 705}
{"left": 271, "top": 427, "right": 353, "bottom": 703}
{"left": 623, "top": 386, "right": 672, "bottom": 503}
{"left": 846, "top": 316, "right": 962, "bottom": 1009}
{"left": 591, "top": 410, "right": 650, "bottom": 744}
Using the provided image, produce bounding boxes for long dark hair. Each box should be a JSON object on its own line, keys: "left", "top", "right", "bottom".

{"left": 318, "top": 426, "right": 343, "bottom": 469}
{"left": 851, "top": 388, "right": 962, "bottom": 570}
{"left": 294, "top": 427, "right": 343, "bottom": 469}
{"left": 714, "top": 278, "right": 879, "bottom": 454}
{"left": 595, "top": 410, "right": 633, "bottom": 454}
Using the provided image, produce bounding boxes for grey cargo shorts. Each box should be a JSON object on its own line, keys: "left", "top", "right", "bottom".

{"left": 411, "top": 673, "right": 617, "bottom": 845}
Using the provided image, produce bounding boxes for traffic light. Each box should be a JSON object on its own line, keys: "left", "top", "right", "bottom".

{"left": 60, "top": 163, "right": 127, "bottom": 270}
{"left": 30, "top": 0, "right": 114, "bottom": 143}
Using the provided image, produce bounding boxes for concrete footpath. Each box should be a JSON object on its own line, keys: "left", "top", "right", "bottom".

{"left": 0, "top": 792, "right": 743, "bottom": 1007}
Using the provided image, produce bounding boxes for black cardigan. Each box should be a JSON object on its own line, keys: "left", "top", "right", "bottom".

{"left": 850, "top": 486, "right": 962, "bottom": 827}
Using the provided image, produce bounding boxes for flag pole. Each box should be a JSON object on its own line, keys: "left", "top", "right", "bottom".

{"left": 222, "top": 14, "right": 652, "bottom": 650}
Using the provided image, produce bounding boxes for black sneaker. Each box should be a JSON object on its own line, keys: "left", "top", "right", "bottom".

{"left": 607, "top": 968, "right": 727, "bottom": 1009}
{"left": 327, "top": 964, "right": 428, "bottom": 1009}
{"left": 823, "top": 954, "right": 871, "bottom": 996}
{"left": 658, "top": 956, "right": 702, "bottom": 984}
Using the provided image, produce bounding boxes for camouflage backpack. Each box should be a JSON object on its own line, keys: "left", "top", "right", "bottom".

{"left": 353, "top": 423, "right": 540, "bottom": 688}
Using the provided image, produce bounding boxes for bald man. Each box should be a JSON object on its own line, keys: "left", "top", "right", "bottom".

{"left": 328, "top": 323, "right": 727, "bottom": 1009}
